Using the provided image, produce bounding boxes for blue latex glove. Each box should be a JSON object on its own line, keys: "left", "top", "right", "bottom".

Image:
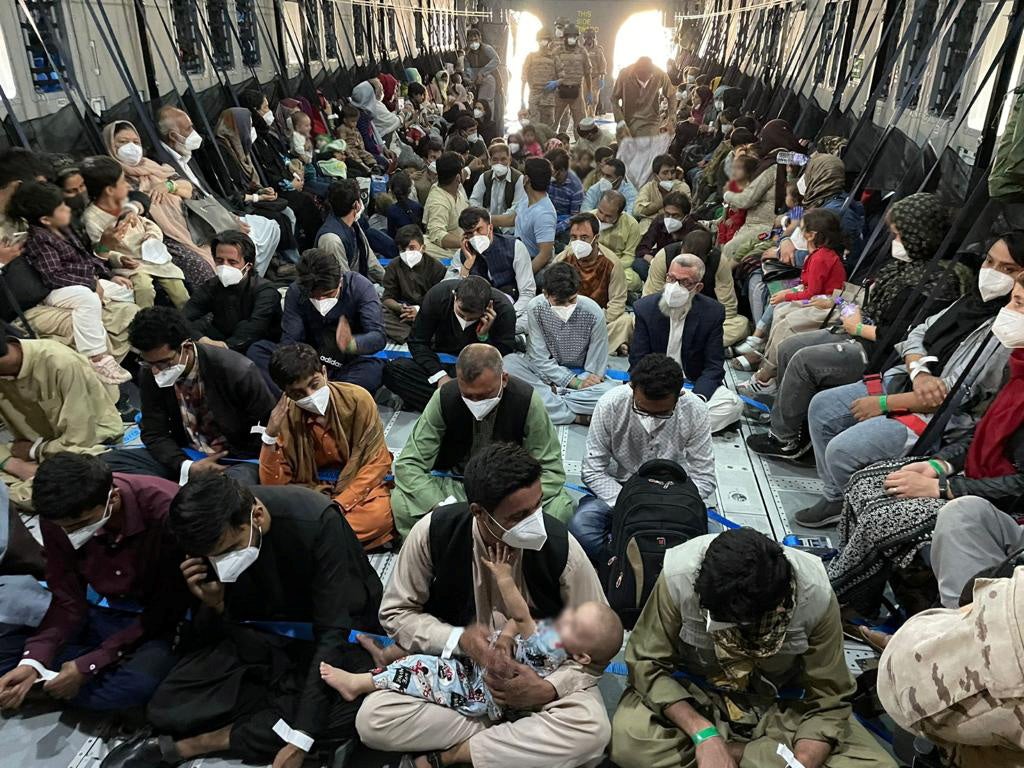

{"left": 585, "top": 93, "right": 593, "bottom": 105}
{"left": 544, "top": 80, "right": 559, "bottom": 92}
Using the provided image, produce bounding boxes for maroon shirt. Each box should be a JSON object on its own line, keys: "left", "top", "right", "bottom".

{"left": 22, "top": 473, "right": 188, "bottom": 677}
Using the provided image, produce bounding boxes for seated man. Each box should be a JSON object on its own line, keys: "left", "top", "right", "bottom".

{"left": 0, "top": 453, "right": 186, "bottom": 713}
{"left": 391, "top": 344, "right": 573, "bottom": 536}
{"left": 631, "top": 254, "right": 742, "bottom": 433}
{"left": 356, "top": 443, "right": 611, "bottom": 768}
{"left": 104, "top": 307, "right": 274, "bottom": 485}
{"left": 581, "top": 157, "right": 638, "bottom": 215}
{"left": 468, "top": 140, "right": 525, "bottom": 222}
{"left": 381, "top": 224, "right": 447, "bottom": 343}
{"left": 103, "top": 474, "right": 383, "bottom": 768}
{"left": 183, "top": 230, "right": 282, "bottom": 354}
{"left": 642, "top": 228, "right": 720, "bottom": 300}
{"left": 261, "top": 343, "right": 395, "bottom": 549}
{"left": 590, "top": 189, "right": 643, "bottom": 294}
{"left": 382, "top": 276, "right": 517, "bottom": 412}
{"left": 316, "top": 179, "right": 386, "bottom": 282}
{"left": 544, "top": 147, "right": 584, "bottom": 242}
{"left": 634, "top": 191, "right": 702, "bottom": 276}
{"left": 423, "top": 151, "right": 469, "bottom": 261}
{"left": 451, "top": 206, "right": 535, "bottom": 333}
{"left": 503, "top": 263, "right": 618, "bottom": 426}
{"left": 632, "top": 154, "right": 692, "bottom": 229}
{"left": 611, "top": 529, "right": 897, "bottom": 768}
{"left": 249, "top": 248, "right": 386, "bottom": 396}
{"left": 573, "top": 354, "right": 715, "bottom": 559}
{"left": 554, "top": 212, "right": 634, "bottom": 354}
{"left": 0, "top": 335, "right": 123, "bottom": 509}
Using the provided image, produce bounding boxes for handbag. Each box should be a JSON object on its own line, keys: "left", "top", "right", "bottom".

{"left": 183, "top": 197, "right": 241, "bottom": 245}
{"left": 761, "top": 259, "right": 802, "bottom": 282}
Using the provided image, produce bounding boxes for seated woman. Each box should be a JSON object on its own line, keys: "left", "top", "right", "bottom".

{"left": 471, "top": 99, "right": 499, "bottom": 145}
{"left": 797, "top": 153, "right": 865, "bottom": 268}
{"left": 795, "top": 236, "right": 1023, "bottom": 529}
{"left": 410, "top": 135, "right": 444, "bottom": 204}
{"left": 828, "top": 273, "right": 1024, "bottom": 624}
{"left": 13, "top": 181, "right": 135, "bottom": 384}
{"left": 81, "top": 157, "right": 189, "bottom": 309}
{"left": 260, "top": 342, "right": 395, "bottom": 550}
{"left": 349, "top": 82, "right": 400, "bottom": 170}
{"left": 103, "top": 121, "right": 213, "bottom": 287}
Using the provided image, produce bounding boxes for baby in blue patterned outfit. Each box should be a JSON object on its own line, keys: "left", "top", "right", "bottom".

{"left": 320, "top": 543, "right": 623, "bottom": 718}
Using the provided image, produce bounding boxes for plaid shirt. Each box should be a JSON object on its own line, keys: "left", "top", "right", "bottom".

{"left": 548, "top": 171, "right": 584, "bottom": 233}
{"left": 23, "top": 224, "right": 110, "bottom": 290}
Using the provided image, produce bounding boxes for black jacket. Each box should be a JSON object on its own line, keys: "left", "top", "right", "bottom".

{"left": 183, "top": 275, "right": 282, "bottom": 353}
{"left": 139, "top": 342, "right": 276, "bottom": 474}
{"left": 939, "top": 426, "right": 1024, "bottom": 513}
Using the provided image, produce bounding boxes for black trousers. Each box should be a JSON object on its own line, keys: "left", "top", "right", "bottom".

{"left": 382, "top": 358, "right": 456, "bottom": 412}
{"left": 101, "top": 446, "right": 261, "bottom": 487}
{"left": 148, "top": 627, "right": 372, "bottom": 762}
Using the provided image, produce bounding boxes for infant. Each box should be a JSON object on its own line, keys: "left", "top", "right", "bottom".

{"left": 320, "top": 543, "right": 623, "bottom": 718}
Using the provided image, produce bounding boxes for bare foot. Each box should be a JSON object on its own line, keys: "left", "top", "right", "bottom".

{"left": 319, "top": 662, "right": 373, "bottom": 701}
{"left": 356, "top": 633, "right": 406, "bottom": 667}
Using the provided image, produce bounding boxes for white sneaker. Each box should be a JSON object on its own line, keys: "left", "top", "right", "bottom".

{"left": 91, "top": 355, "right": 133, "bottom": 385}
{"left": 733, "top": 335, "right": 766, "bottom": 357}
{"left": 737, "top": 376, "right": 778, "bottom": 395}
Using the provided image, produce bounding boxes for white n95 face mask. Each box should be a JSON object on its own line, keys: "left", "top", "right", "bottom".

{"left": 210, "top": 510, "right": 262, "bottom": 583}
{"left": 428, "top": 161, "right": 437, "bottom": 174}
{"left": 979, "top": 267, "right": 1016, "bottom": 302}
{"left": 489, "top": 505, "right": 547, "bottom": 550}
{"left": 184, "top": 130, "right": 204, "bottom": 152}
{"left": 295, "top": 384, "right": 331, "bottom": 415}
{"left": 550, "top": 302, "right": 576, "bottom": 322}
{"left": 891, "top": 240, "right": 911, "bottom": 262}
{"left": 570, "top": 239, "right": 593, "bottom": 259}
{"left": 992, "top": 307, "right": 1024, "bottom": 348}
{"left": 796, "top": 175, "right": 808, "bottom": 196}
{"left": 490, "top": 163, "right": 509, "bottom": 177}
{"left": 455, "top": 313, "right": 476, "bottom": 330}
{"left": 400, "top": 249, "right": 423, "bottom": 268}
{"left": 598, "top": 220, "right": 613, "bottom": 232}
{"left": 507, "top": 143, "right": 520, "bottom": 154}
{"left": 262, "top": 110, "right": 275, "bottom": 127}
{"left": 473, "top": 108, "right": 484, "bottom": 119}
{"left": 462, "top": 388, "right": 502, "bottom": 420}
{"left": 595, "top": 178, "right": 613, "bottom": 193}
{"left": 116, "top": 143, "right": 144, "bottom": 166}
{"left": 469, "top": 234, "right": 491, "bottom": 254}
{"left": 663, "top": 281, "right": 691, "bottom": 309}
{"left": 215, "top": 264, "right": 245, "bottom": 287}
{"left": 154, "top": 347, "right": 187, "bottom": 388}
{"left": 659, "top": 180, "right": 675, "bottom": 192}
{"left": 791, "top": 227, "right": 808, "bottom": 252}
{"left": 663, "top": 216, "right": 683, "bottom": 234}
{"left": 310, "top": 296, "right": 339, "bottom": 316}
{"left": 67, "top": 489, "right": 112, "bottom": 550}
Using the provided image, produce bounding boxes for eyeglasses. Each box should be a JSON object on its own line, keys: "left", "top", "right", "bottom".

{"left": 666, "top": 276, "right": 699, "bottom": 291}
{"left": 631, "top": 398, "right": 674, "bottom": 420}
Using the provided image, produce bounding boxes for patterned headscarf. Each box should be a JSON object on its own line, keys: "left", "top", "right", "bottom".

{"left": 801, "top": 153, "right": 846, "bottom": 208}
{"left": 816, "top": 135, "right": 849, "bottom": 157}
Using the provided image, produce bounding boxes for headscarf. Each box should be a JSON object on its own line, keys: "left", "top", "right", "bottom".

{"left": 215, "top": 107, "right": 260, "bottom": 189}
{"left": 800, "top": 154, "right": 846, "bottom": 208}
{"left": 405, "top": 67, "right": 423, "bottom": 84}
{"left": 378, "top": 74, "right": 400, "bottom": 112}
{"left": 965, "top": 349, "right": 1024, "bottom": 478}
{"left": 752, "top": 119, "right": 804, "bottom": 178}
{"left": 102, "top": 120, "right": 211, "bottom": 264}
{"left": 432, "top": 69, "right": 449, "bottom": 101}
{"left": 274, "top": 98, "right": 301, "bottom": 139}
{"left": 691, "top": 86, "right": 713, "bottom": 123}
{"left": 816, "top": 135, "right": 849, "bottom": 157}
{"left": 729, "top": 127, "right": 757, "bottom": 147}
{"left": 352, "top": 81, "right": 401, "bottom": 143}
{"left": 669, "top": 120, "right": 700, "bottom": 162}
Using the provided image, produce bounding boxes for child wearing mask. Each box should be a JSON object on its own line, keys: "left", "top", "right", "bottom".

{"left": 379, "top": 225, "right": 446, "bottom": 342}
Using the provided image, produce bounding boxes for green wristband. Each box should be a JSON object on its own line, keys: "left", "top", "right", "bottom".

{"left": 928, "top": 459, "right": 947, "bottom": 477}
{"left": 691, "top": 726, "right": 721, "bottom": 746}
{"left": 855, "top": 322, "right": 863, "bottom": 337}
{"left": 879, "top": 394, "right": 888, "bottom": 414}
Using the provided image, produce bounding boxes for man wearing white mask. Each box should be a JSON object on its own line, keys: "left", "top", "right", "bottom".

{"left": 257, "top": 343, "right": 395, "bottom": 549}
{"left": 463, "top": 28, "right": 499, "bottom": 115}
{"left": 633, "top": 155, "right": 691, "bottom": 235}
{"left": 182, "top": 231, "right": 282, "bottom": 354}
{"left": 156, "top": 106, "right": 283, "bottom": 276}
{"left": 589, "top": 187, "right": 643, "bottom": 293}
{"left": 391, "top": 344, "right": 573, "bottom": 537}
{"left": 103, "top": 307, "right": 274, "bottom": 486}
{"left": 573, "top": 353, "right": 715, "bottom": 560}
{"left": 469, "top": 142, "right": 525, "bottom": 224}
{"left": 503, "top": 263, "right": 618, "bottom": 425}
{"left": 581, "top": 157, "right": 639, "bottom": 216}
{"left": 630, "top": 254, "right": 742, "bottom": 434}
{"left": 0, "top": 453, "right": 186, "bottom": 715}
{"left": 358, "top": 442, "right": 610, "bottom": 768}
{"left": 381, "top": 224, "right": 448, "bottom": 342}
{"left": 248, "top": 248, "right": 387, "bottom": 396}
{"left": 103, "top": 473, "right": 382, "bottom": 768}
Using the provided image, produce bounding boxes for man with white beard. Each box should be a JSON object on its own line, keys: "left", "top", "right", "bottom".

{"left": 629, "top": 253, "right": 742, "bottom": 433}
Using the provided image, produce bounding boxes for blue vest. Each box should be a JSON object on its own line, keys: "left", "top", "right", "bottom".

{"left": 469, "top": 232, "right": 518, "bottom": 298}
{"left": 316, "top": 214, "right": 368, "bottom": 276}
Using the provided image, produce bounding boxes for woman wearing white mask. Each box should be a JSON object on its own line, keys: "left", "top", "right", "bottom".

{"left": 103, "top": 121, "right": 214, "bottom": 283}
{"left": 826, "top": 269, "right": 1024, "bottom": 629}
{"left": 259, "top": 342, "right": 395, "bottom": 549}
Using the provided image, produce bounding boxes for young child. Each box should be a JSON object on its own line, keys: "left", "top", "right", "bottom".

{"left": 383, "top": 172, "right": 424, "bottom": 237}
{"left": 717, "top": 154, "right": 758, "bottom": 245}
{"left": 12, "top": 181, "right": 134, "bottom": 384}
{"left": 319, "top": 542, "right": 623, "bottom": 718}
{"left": 521, "top": 124, "right": 544, "bottom": 158}
{"left": 290, "top": 110, "right": 314, "bottom": 165}
{"left": 315, "top": 139, "right": 349, "bottom": 180}
{"left": 377, "top": 224, "right": 446, "bottom": 342}
{"left": 338, "top": 103, "right": 379, "bottom": 170}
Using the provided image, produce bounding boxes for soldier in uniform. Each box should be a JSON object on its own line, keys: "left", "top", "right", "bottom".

{"left": 551, "top": 16, "right": 569, "bottom": 52}
{"left": 553, "top": 23, "right": 592, "bottom": 138}
{"left": 521, "top": 28, "right": 558, "bottom": 127}
{"left": 582, "top": 28, "right": 607, "bottom": 116}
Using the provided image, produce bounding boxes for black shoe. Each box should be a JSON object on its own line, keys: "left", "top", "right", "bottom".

{"left": 794, "top": 498, "right": 843, "bottom": 529}
{"left": 746, "top": 431, "right": 810, "bottom": 460}
{"left": 101, "top": 734, "right": 181, "bottom": 768}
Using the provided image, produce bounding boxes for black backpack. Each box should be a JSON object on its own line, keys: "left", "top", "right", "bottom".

{"left": 600, "top": 459, "right": 707, "bottom": 628}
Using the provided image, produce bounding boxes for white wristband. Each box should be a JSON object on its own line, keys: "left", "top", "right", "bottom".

{"left": 442, "top": 627, "right": 465, "bottom": 660}
{"left": 272, "top": 719, "right": 313, "bottom": 752}
{"left": 178, "top": 460, "right": 193, "bottom": 486}
{"left": 28, "top": 437, "right": 44, "bottom": 461}
{"left": 260, "top": 432, "right": 279, "bottom": 446}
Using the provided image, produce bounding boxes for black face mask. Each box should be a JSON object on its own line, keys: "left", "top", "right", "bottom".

{"left": 66, "top": 193, "right": 88, "bottom": 214}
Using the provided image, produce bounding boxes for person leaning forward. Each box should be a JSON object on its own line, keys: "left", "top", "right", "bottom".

{"left": 356, "top": 442, "right": 611, "bottom": 768}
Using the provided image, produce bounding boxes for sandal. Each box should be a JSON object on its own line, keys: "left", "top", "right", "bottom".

{"left": 729, "top": 352, "right": 763, "bottom": 371}
{"left": 733, "top": 336, "right": 766, "bottom": 357}
{"left": 843, "top": 623, "right": 892, "bottom": 654}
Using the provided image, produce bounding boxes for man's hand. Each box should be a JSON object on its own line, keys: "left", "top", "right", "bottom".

{"left": 272, "top": 743, "right": 306, "bottom": 768}
{"left": 849, "top": 397, "right": 883, "bottom": 422}
{"left": 112, "top": 275, "right": 135, "bottom": 291}
{"left": 265, "top": 395, "right": 291, "bottom": 439}
{"left": 237, "top": 218, "right": 252, "bottom": 235}
{"left": 399, "top": 304, "right": 419, "bottom": 322}
{"left": 189, "top": 451, "right": 228, "bottom": 476}
{"left": 0, "top": 665, "right": 39, "bottom": 711}
{"left": 884, "top": 469, "right": 941, "bottom": 500}
{"left": 913, "top": 373, "right": 948, "bottom": 408}
{"left": 694, "top": 737, "right": 738, "bottom": 768}
{"left": 458, "top": 624, "right": 495, "bottom": 668}
{"left": 476, "top": 301, "right": 496, "bottom": 336}
{"left": 43, "top": 661, "right": 86, "bottom": 701}
{"left": 4, "top": 457, "right": 38, "bottom": 481}
{"left": 0, "top": 241, "right": 23, "bottom": 266}
{"left": 435, "top": 374, "right": 452, "bottom": 389}
{"left": 10, "top": 440, "right": 33, "bottom": 461}
{"left": 579, "top": 374, "right": 603, "bottom": 388}
{"left": 459, "top": 238, "right": 478, "bottom": 273}
{"left": 484, "top": 661, "right": 556, "bottom": 711}
{"left": 198, "top": 336, "right": 228, "bottom": 349}
{"left": 335, "top": 316, "right": 353, "bottom": 351}
{"left": 180, "top": 557, "right": 225, "bottom": 611}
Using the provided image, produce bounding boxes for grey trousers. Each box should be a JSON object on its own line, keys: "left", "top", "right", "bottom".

{"left": 931, "top": 496, "right": 1024, "bottom": 608}
{"left": 771, "top": 330, "right": 867, "bottom": 442}
{"left": 501, "top": 353, "right": 618, "bottom": 426}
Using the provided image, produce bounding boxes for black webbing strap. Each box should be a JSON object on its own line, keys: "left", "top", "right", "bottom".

{"left": 190, "top": 0, "right": 243, "bottom": 108}
{"left": 774, "top": 0, "right": 834, "bottom": 119}
{"left": 253, "top": 0, "right": 292, "bottom": 98}
{"left": 778, "top": 2, "right": 840, "bottom": 122}
{"left": 0, "top": 80, "right": 30, "bottom": 149}
{"left": 272, "top": 0, "right": 327, "bottom": 126}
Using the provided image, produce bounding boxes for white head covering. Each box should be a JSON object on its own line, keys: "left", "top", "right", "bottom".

{"left": 351, "top": 81, "right": 401, "bottom": 143}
